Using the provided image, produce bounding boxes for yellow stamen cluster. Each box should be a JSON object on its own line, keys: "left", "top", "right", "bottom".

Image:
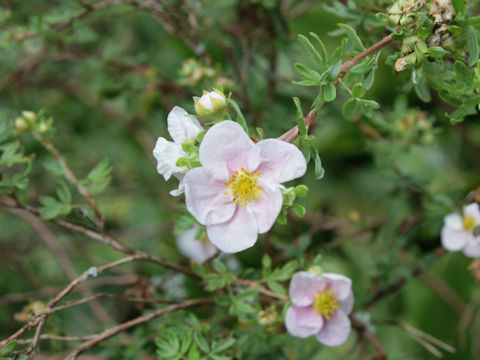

{"left": 225, "top": 168, "right": 262, "bottom": 206}
{"left": 463, "top": 216, "right": 476, "bottom": 232}
{"left": 313, "top": 289, "right": 339, "bottom": 320}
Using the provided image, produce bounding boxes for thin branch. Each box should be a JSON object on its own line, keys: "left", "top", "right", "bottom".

{"left": 66, "top": 298, "right": 214, "bottom": 359}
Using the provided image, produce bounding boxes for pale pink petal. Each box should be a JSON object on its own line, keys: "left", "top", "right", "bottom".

{"left": 463, "top": 203, "right": 480, "bottom": 225}
{"left": 153, "top": 138, "right": 185, "bottom": 181}
{"left": 340, "top": 292, "right": 354, "bottom": 315}
{"left": 285, "top": 305, "right": 324, "bottom": 338}
{"left": 322, "top": 273, "right": 352, "bottom": 301}
{"left": 316, "top": 310, "right": 351, "bottom": 347}
{"left": 169, "top": 174, "right": 185, "bottom": 196}
{"left": 167, "top": 106, "right": 202, "bottom": 143}
{"left": 444, "top": 213, "right": 463, "bottom": 230}
{"left": 247, "top": 180, "right": 283, "bottom": 234}
{"left": 289, "top": 271, "right": 327, "bottom": 307}
{"left": 441, "top": 226, "right": 471, "bottom": 251}
{"left": 206, "top": 206, "right": 258, "bottom": 253}
{"left": 184, "top": 168, "right": 235, "bottom": 225}
{"left": 463, "top": 236, "right": 480, "bottom": 258}
{"left": 255, "top": 139, "right": 307, "bottom": 184}
{"left": 177, "top": 226, "right": 217, "bottom": 264}
{"left": 199, "top": 121, "right": 260, "bottom": 180}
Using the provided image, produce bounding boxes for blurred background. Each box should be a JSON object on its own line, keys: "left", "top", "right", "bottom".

{"left": 0, "top": 0, "right": 479, "bottom": 359}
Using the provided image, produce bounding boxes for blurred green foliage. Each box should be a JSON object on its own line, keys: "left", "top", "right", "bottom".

{"left": 1, "top": 0, "right": 480, "bottom": 359}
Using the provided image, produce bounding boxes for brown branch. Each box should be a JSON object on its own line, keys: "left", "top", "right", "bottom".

{"left": 66, "top": 298, "right": 214, "bottom": 359}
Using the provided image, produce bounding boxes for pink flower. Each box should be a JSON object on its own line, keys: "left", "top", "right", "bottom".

{"left": 441, "top": 203, "right": 480, "bottom": 258}
{"left": 183, "top": 120, "right": 306, "bottom": 253}
{"left": 153, "top": 106, "right": 203, "bottom": 196}
{"left": 285, "top": 271, "right": 354, "bottom": 347}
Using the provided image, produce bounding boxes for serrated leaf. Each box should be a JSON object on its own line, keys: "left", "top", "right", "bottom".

{"left": 338, "top": 23, "right": 365, "bottom": 51}
{"left": 38, "top": 196, "right": 72, "bottom": 220}
{"left": 270, "top": 260, "right": 297, "bottom": 281}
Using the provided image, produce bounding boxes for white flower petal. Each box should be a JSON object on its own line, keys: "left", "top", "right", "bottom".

{"left": 444, "top": 213, "right": 463, "bottom": 230}
{"left": 463, "top": 236, "right": 480, "bottom": 258}
{"left": 316, "top": 310, "right": 351, "bottom": 347}
{"left": 177, "top": 226, "right": 217, "bottom": 264}
{"left": 463, "top": 203, "right": 480, "bottom": 225}
{"left": 184, "top": 167, "right": 236, "bottom": 225}
{"left": 289, "top": 271, "right": 327, "bottom": 307}
{"left": 152, "top": 137, "right": 185, "bottom": 181}
{"left": 256, "top": 139, "right": 307, "bottom": 184}
{"left": 441, "top": 226, "right": 471, "bottom": 251}
{"left": 199, "top": 121, "right": 260, "bottom": 180}
{"left": 285, "top": 305, "right": 324, "bottom": 338}
{"left": 340, "top": 292, "right": 354, "bottom": 315}
{"left": 167, "top": 106, "right": 202, "bottom": 143}
{"left": 206, "top": 206, "right": 258, "bottom": 253}
{"left": 247, "top": 180, "right": 283, "bottom": 234}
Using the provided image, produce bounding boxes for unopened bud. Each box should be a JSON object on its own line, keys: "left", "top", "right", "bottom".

{"left": 14, "top": 116, "right": 30, "bottom": 132}
{"left": 194, "top": 90, "right": 227, "bottom": 117}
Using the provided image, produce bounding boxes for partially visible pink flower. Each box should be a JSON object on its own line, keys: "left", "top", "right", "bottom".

{"left": 441, "top": 203, "right": 480, "bottom": 258}
{"left": 176, "top": 225, "right": 217, "bottom": 264}
{"left": 153, "top": 106, "right": 203, "bottom": 196}
{"left": 285, "top": 271, "right": 354, "bottom": 347}
{"left": 183, "top": 120, "right": 306, "bottom": 253}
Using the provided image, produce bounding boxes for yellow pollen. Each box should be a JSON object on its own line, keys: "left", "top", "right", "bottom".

{"left": 313, "top": 289, "right": 339, "bottom": 320}
{"left": 463, "top": 216, "right": 476, "bottom": 231}
{"left": 225, "top": 168, "right": 261, "bottom": 206}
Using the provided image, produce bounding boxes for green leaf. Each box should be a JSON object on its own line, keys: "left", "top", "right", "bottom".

{"left": 230, "top": 300, "right": 255, "bottom": 315}
{"left": 38, "top": 196, "right": 72, "bottom": 220}
{"left": 466, "top": 16, "right": 480, "bottom": 30}
{"left": 228, "top": 99, "right": 249, "bottom": 133}
{"left": 213, "top": 337, "right": 236, "bottom": 353}
{"left": 414, "top": 80, "right": 432, "bottom": 102}
{"left": 292, "top": 203, "right": 306, "bottom": 217}
{"left": 451, "top": 0, "right": 466, "bottom": 15}
{"left": 342, "top": 98, "right": 357, "bottom": 116}
{"left": 1, "top": 339, "right": 16, "bottom": 355}
{"left": 194, "top": 333, "right": 210, "bottom": 353}
{"left": 204, "top": 273, "right": 226, "bottom": 291}
{"left": 323, "top": 83, "right": 336, "bottom": 102}
{"left": 329, "top": 39, "right": 347, "bottom": 66}
{"left": 294, "top": 185, "right": 308, "bottom": 197}
{"left": 350, "top": 59, "right": 372, "bottom": 75}
{"left": 309, "top": 32, "right": 328, "bottom": 64}
{"left": 187, "top": 344, "right": 201, "bottom": 360}
{"left": 0, "top": 141, "right": 24, "bottom": 166}
{"left": 155, "top": 330, "right": 180, "bottom": 358}
{"left": 56, "top": 181, "right": 71, "bottom": 204}
{"left": 466, "top": 26, "right": 479, "bottom": 65}
{"left": 327, "top": 60, "right": 342, "bottom": 80}
{"left": 312, "top": 147, "right": 325, "bottom": 180}
{"left": 298, "top": 34, "right": 325, "bottom": 68}
{"left": 454, "top": 61, "right": 473, "bottom": 88}
{"left": 212, "top": 259, "right": 227, "bottom": 273}
{"left": 293, "top": 97, "right": 306, "bottom": 136}
{"left": 427, "top": 46, "right": 447, "bottom": 59}
{"left": 352, "top": 83, "right": 366, "bottom": 98}
{"left": 270, "top": 260, "right": 297, "bottom": 281}
{"left": 262, "top": 254, "right": 272, "bottom": 269}
{"left": 267, "top": 280, "right": 286, "bottom": 295}
{"left": 338, "top": 23, "right": 365, "bottom": 51}
{"left": 294, "top": 63, "right": 321, "bottom": 81}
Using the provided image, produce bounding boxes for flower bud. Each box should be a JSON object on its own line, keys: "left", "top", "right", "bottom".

{"left": 14, "top": 111, "right": 36, "bottom": 132}
{"left": 194, "top": 90, "right": 227, "bottom": 117}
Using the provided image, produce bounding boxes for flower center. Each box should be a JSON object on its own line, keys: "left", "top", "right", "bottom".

{"left": 313, "top": 289, "right": 339, "bottom": 320}
{"left": 225, "top": 168, "right": 262, "bottom": 206}
{"left": 463, "top": 216, "right": 476, "bottom": 231}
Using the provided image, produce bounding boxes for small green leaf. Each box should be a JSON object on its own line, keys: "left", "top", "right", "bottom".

{"left": 295, "top": 63, "right": 321, "bottom": 81}
{"left": 56, "top": 181, "right": 71, "bottom": 204}
{"left": 323, "top": 83, "right": 336, "bottom": 102}
{"left": 194, "top": 333, "right": 210, "bottom": 353}
{"left": 466, "top": 26, "right": 479, "bottom": 65}
{"left": 309, "top": 32, "right": 328, "bottom": 64}
{"left": 327, "top": 60, "right": 342, "bottom": 80}
{"left": 262, "top": 254, "right": 272, "bottom": 269}
{"left": 212, "top": 259, "right": 227, "bottom": 273}
{"left": 292, "top": 203, "right": 306, "bottom": 217}
{"left": 466, "top": 16, "right": 480, "bottom": 30}
{"left": 350, "top": 59, "right": 372, "bottom": 75}
{"left": 213, "top": 337, "right": 236, "bottom": 353}
{"left": 298, "top": 34, "right": 325, "bottom": 68}
{"left": 294, "top": 185, "right": 308, "bottom": 197}
{"left": 342, "top": 98, "right": 357, "bottom": 116}
{"left": 454, "top": 61, "right": 473, "bottom": 88}
{"left": 414, "top": 80, "right": 432, "bottom": 103}
{"left": 228, "top": 99, "right": 249, "bottom": 133}
{"left": 427, "top": 46, "right": 447, "bottom": 59}
{"left": 451, "top": 0, "right": 466, "bottom": 15}
{"left": 267, "top": 280, "right": 286, "bottom": 295}
{"left": 293, "top": 97, "right": 306, "bottom": 136}
{"left": 187, "top": 344, "right": 201, "bottom": 360}
{"left": 352, "top": 83, "right": 366, "bottom": 98}
{"left": 338, "top": 23, "right": 365, "bottom": 51}
{"left": 1, "top": 339, "right": 16, "bottom": 355}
